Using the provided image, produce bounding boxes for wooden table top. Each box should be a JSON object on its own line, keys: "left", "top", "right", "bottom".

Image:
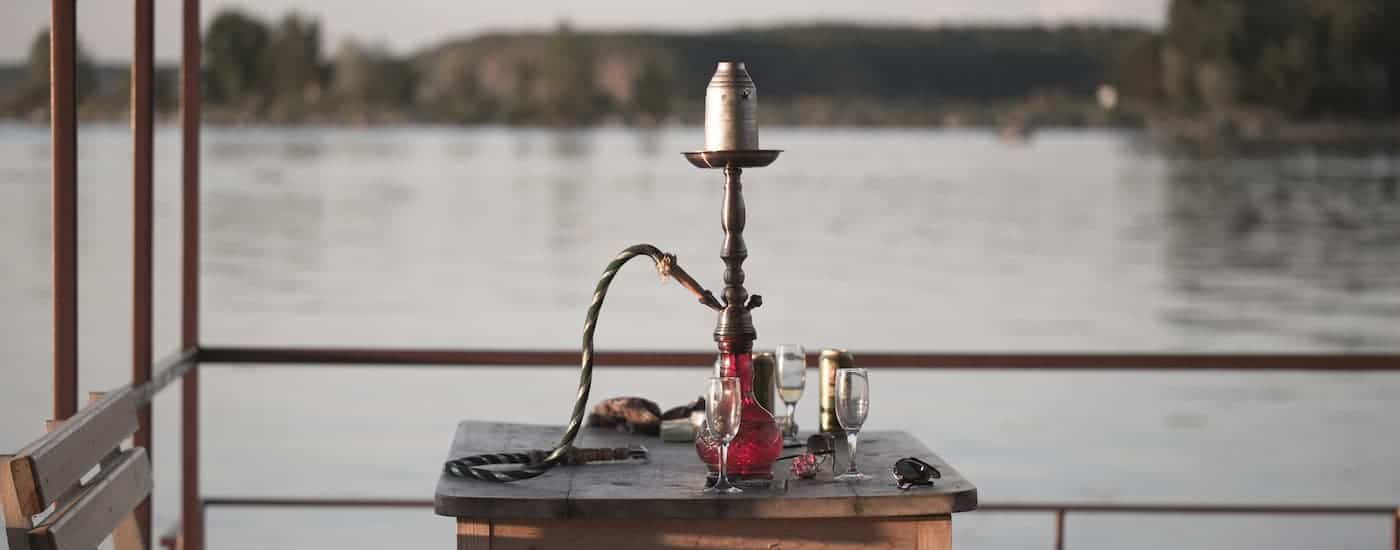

{"left": 434, "top": 421, "right": 978, "bottom": 521}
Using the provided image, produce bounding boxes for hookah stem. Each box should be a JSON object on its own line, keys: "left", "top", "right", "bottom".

{"left": 444, "top": 244, "right": 719, "bottom": 482}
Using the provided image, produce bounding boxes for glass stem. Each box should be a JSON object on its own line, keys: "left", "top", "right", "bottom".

{"left": 845, "top": 431, "right": 860, "bottom": 474}
{"left": 785, "top": 403, "right": 797, "bottom": 434}
{"left": 719, "top": 442, "right": 730, "bottom": 485}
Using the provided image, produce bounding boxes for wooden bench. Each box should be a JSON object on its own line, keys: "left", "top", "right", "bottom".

{"left": 2, "top": 388, "right": 152, "bottom": 550}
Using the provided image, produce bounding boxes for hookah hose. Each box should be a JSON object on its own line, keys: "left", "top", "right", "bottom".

{"left": 444, "top": 244, "right": 721, "bottom": 482}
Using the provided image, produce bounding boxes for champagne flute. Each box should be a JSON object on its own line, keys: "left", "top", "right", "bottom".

{"left": 834, "top": 368, "right": 871, "bottom": 481}
{"left": 776, "top": 344, "right": 806, "bottom": 445}
{"left": 704, "top": 376, "right": 743, "bottom": 494}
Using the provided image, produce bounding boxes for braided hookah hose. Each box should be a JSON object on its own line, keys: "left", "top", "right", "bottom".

{"left": 444, "top": 244, "right": 721, "bottom": 482}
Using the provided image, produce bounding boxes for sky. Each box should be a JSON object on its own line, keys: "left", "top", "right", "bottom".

{"left": 2, "top": 0, "right": 1167, "bottom": 63}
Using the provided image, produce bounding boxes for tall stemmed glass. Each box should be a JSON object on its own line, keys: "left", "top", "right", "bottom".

{"left": 776, "top": 344, "right": 806, "bottom": 445}
{"left": 704, "top": 376, "right": 743, "bottom": 494}
{"left": 834, "top": 368, "right": 871, "bottom": 481}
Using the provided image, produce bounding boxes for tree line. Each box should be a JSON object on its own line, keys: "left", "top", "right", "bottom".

{"left": 1153, "top": 0, "right": 1399, "bottom": 118}
{"left": 2, "top": 1, "right": 1396, "bottom": 126}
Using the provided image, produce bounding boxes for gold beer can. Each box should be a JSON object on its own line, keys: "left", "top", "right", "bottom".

{"left": 751, "top": 352, "right": 777, "bottom": 414}
{"left": 818, "top": 349, "right": 855, "bottom": 434}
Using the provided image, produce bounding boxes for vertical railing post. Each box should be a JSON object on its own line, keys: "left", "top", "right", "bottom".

{"left": 132, "top": 0, "right": 155, "bottom": 546}
{"left": 1053, "top": 509, "right": 1065, "bottom": 550}
{"left": 49, "top": 0, "right": 79, "bottom": 422}
{"left": 1392, "top": 507, "right": 1398, "bottom": 550}
{"left": 179, "top": 0, "right": 204, "bottom": 548}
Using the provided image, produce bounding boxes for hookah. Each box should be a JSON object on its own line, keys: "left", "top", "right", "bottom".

{"left": 445, "top": 61, "right": 784, "bottom": 483}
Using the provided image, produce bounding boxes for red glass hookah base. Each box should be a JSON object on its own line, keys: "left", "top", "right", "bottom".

{"left": 695, "top": 352, "right": 783, "bottom": 478}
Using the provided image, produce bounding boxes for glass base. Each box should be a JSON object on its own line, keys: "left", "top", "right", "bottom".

{"left": 703, "top": 483, "right": 743, "bottom": 494}
{"left": 706, "top": 472, "right": 772, "bottom": 488}
{"left": 834, "top": 471, "right": 872, "bottom": 482}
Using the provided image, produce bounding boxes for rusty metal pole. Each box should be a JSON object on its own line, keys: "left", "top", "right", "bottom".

{"left": 1053, "top": 509, "right": 1065, "bottom": 550}
{"left": 132, "top": 0, "right": 155, "bottom": 545}
{"left": 1392, "top": 507, "right": 1398, "bottom": 550}
{"left": 179, "top": 0, "right": 204, "bottom": 548}
{"left": 50, "top": 0, "right": 79, "bottom": 421}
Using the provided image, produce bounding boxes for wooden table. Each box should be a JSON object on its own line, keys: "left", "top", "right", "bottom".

{"left": 435, "top": 421, "right": 978, "bottom": 549}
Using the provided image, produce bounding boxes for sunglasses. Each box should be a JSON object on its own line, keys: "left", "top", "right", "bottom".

{"left": 892, "top": 457, "right": 941, "bottom": 490}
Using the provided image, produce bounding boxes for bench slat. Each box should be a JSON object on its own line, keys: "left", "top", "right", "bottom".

{"left": 29, "top": 448, "right": 151, "bottom": 550}
{"left": 7, "top": 387, "right": 140, "bottom": 516}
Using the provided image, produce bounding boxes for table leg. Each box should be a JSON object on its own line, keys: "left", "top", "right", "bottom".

{"left": 915, "top": 518, "right": 952, "bottom": 549}
{"left": 457, "top": 519, "right": 490, "bottom": 550}
{"left": 470, "top": 515, "right": 951, "bottom": 549}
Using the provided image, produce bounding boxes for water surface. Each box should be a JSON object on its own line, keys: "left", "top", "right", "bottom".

{"left": 1, "top": 125, "right": 1397, "bottom": 549}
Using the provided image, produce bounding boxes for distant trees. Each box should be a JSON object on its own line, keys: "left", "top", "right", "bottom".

{"left": 416, "top": 45, "right": 487, "bottom": 121}
{"left": 1159, "top": 0, "right": 1399, "bottom": 117}
{"left": 8, "top": 4, "right": 1397, "bottom": 126}
{"left": 0, "top": 28, "right": 183, "bottom": 119}
{"left": 205, "top": 10, "right": 330, "bottom": 111}
{"left": 25, "top": 31, "right": 51, "bottom": 84}
{"left": 205, "top": 11, "right": 269, "bottom": 103}
{"left": 1110, "top": 34, "right": 1164, "bottom": 103}
{"left": 264, "top": 14, "right": 323, "bottom": 103}
{"left": 22, "top": 29, "right": 97, "bottom": 104}
{"left": 331, "top": 40, "right": 413, "bottom": 106}
{"left": 632, "top": 58, "right": 672, "bottom": 124}
{"left": 536, "top": 23, "right": 602, "bottom": 125}
{"left": 203, "top": 9, "right": 421, "bottom": 120}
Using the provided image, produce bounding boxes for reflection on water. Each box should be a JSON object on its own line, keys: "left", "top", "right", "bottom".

{"left": 0, "top": 125, "right": 1397, "bottom": 550}
{"left": 1163, "top": 151, "right": 1400, "bottom": 347}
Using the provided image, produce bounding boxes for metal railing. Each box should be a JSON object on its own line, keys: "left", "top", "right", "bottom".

{"left": 28, "top": 1, "right": 1400, "bottom": 549}
{"left": 196, "top": 348, "right": 1400, "bottom": 550}
{"left": 188, "top": 497, "right": 1400, "bottom": 550}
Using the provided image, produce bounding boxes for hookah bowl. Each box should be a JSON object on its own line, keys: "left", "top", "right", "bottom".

{"left": 688, "top": 61, "right": 784, "bottom": 484}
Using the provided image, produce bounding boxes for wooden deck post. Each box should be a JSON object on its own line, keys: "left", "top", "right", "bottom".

{"left": 1053, "top": 509, "right": 1065, "bottom": 550}
{"left": 50, "top": 0, "right": 79, "bottom": 423}
{"left": 179, "top": 0, "right": 204, "bottom": 548}
{"left": 132, "top": 0, "right": 156, "bottom": 546}
{"left": 1392, "top": 507, "right": 1398, "bottom": 550}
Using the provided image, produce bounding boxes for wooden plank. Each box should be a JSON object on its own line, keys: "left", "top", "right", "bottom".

{"left": 41, "top": 420, "right": 86, "bottom": 513}
{"left": 488, "top": 516, "right": 950, "bottom": 550}
{"left": 2, "top": 455, "right": 35, "bottom": 550}
{"left": 435, "top": 422, "right": 572, "bottom": 520}
{"left": 435, "top": 421, "right": 977, "bottom": 521}
{"left": 565, "top": 434, "right": 860, "bottom": 521}
{"left": 914, "top": 518, "right": 951, "bottom": 550}
{"left": 28, "top": 448, "right": 151, "bottom": 550}
{"left": 8, "top": 387, "right": 140, "bottom": 515}
{"left": 112, "top": 513, "right": 145, "bottom": 550}
{"left": 49, "top": 0, "right": 81, "bottom": 423}
{"left": 455, "top": 519, "right": 489, "bottom": 550}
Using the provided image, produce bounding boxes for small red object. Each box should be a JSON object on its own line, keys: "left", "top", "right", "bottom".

{"left": 789, "top": 453, "right": 821, "bottom": 479}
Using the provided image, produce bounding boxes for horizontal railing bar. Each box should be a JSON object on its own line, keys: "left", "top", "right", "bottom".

{"left": 204, "top": 497, "right": 433, "bottom": 509}
{"left": 980, "top": 503, "right": 1399, "bottom": 515}
{"left": 198, "top": 347, "right": 1400, "bottom": 370}
{"left": 200, "top": 497, "right": 1397, "bottom": 516}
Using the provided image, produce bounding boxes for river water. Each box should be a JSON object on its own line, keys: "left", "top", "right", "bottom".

{"left": 1, "top": 125, "right": 1398, "bottom": 549}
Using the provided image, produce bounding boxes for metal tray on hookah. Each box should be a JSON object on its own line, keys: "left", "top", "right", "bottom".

{"left": 683, "top": 150, "right": 782, "bottom": 169}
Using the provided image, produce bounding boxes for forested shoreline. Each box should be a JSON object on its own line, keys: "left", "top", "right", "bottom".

{"left": 2, "top": 0, "right": 1396, "bottom": 137}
